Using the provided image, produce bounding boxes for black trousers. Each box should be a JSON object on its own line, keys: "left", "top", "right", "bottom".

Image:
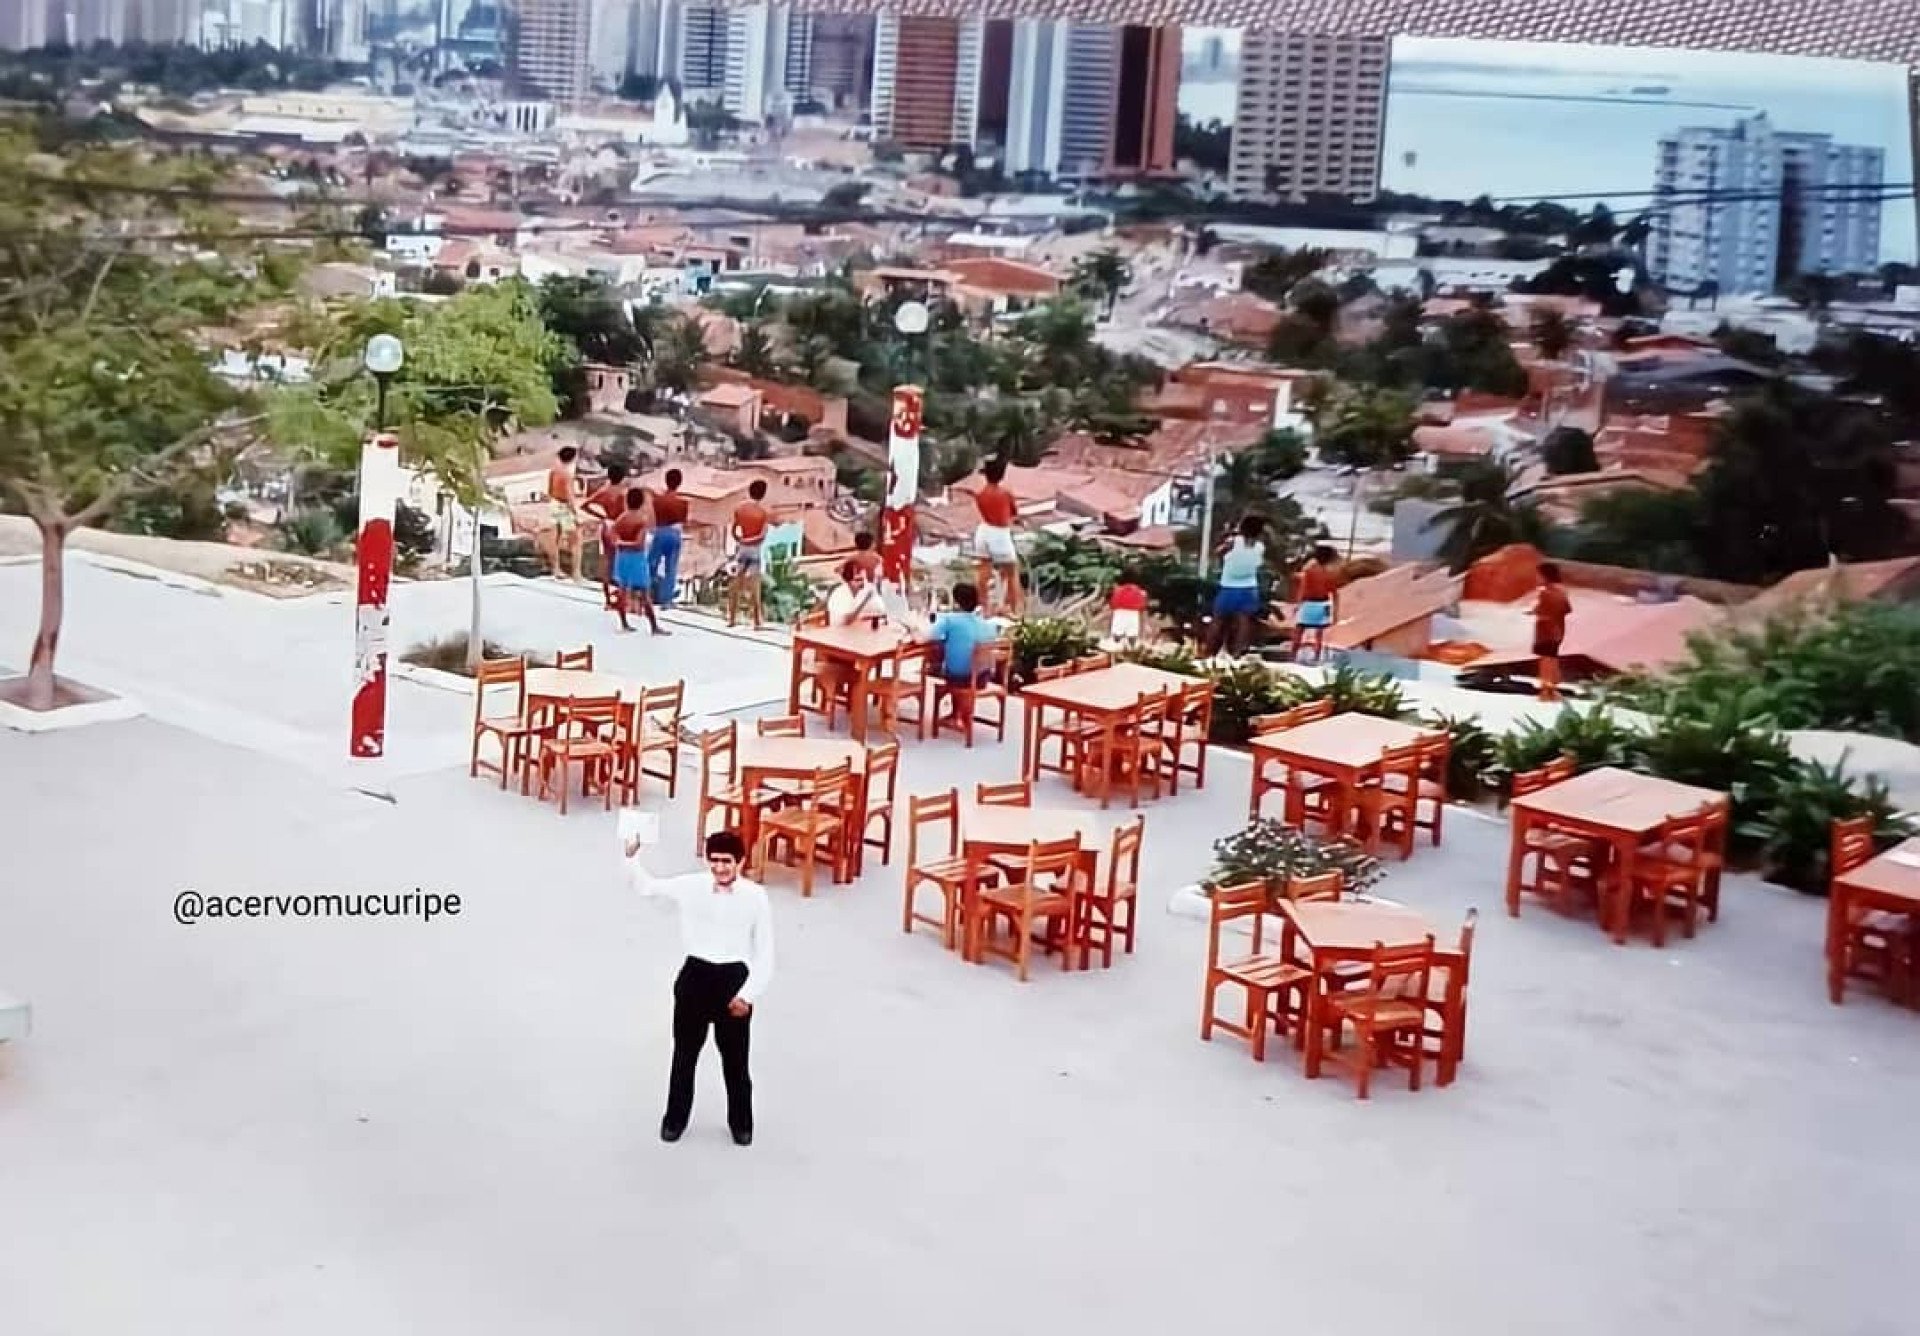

{"left": 665, "top": 956, "right": 752, "bottom": 1134}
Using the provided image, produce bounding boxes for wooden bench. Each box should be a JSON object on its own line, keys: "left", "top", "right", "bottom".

{"left": 0, "top": 990, "right": 29, "bottom": 1044}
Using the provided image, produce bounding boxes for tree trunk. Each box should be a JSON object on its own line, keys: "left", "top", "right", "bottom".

{"left": 465, "top": 503, "right": 484, "bottom": 674}
{"left": 23, "top": 517, "right": 67, "bottom": 710}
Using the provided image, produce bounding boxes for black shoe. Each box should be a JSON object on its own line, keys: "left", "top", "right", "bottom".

{"left": 660, "top": 1120, "right": 685, "bottom": 1143}
{"left": 731, "top": 1128, "right": 753, "bottom": 1147}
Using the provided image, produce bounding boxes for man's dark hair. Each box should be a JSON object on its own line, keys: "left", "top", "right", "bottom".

{"left": 1238, "top": 513, "right": 1268, "bottom": 540}
{"left": 1539, "top": 562, "right": 1562, "bottom": 583}
{"left": 748, "top": 479, "right": 767, "bottom": 499}
{"left": 558, "top": 446, "right": 579, "bottom": 463}
{"left": 839, "top": 558, "right": 862, "bottom": 582}
{"left": 951, "top": 583, "right": 980, "bottom": 612}
{"left": 665, "top": 468, "right": 683, "bottom": 489}
{"left": 982, "top": 456, "right": 1008, "bottom": 484}
{"left": 604, "top": 460, "right": 628, "bottom": 484}
{"left": 854, "top": 531, "right": 874, "bottom": 551}
{"left": 1312, "top": 544, "right": 1339, "bottom": 565}
{"left": 706, "top": 830, "right": 746, "bottom": 860}
{"left": 625, "top": 486, "right": 646, "bottom": 510}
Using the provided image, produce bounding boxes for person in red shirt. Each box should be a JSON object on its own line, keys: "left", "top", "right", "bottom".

{"left": 727, "top": 479, "right": 770, "bottom": 630}
{"left": 972, "top": 456, "right": 1022, "bottom": 616}
{"left": 1532, "top": 562, "right": 1572, "bottom": 702}
{"left": 609, "top": 487, "right": 665, "bottom": 635}
{"left": 544, "top": 446, "right": 585, "bottom": 583}
{"left": 647, "top": 468, "right": 690, "bottom": 609}
{"left": 1290, "top": 544, "right": 1341, "bottom": 664}
{"left": 1109, "top": 570, "right": 1148, "bottom": 645}
{"left": 582, "top": 459, "right": 629, "bottom": 608}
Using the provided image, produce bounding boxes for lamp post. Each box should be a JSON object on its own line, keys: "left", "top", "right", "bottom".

{"left": 351, "top": 335, "right": 405, "bottom": 767}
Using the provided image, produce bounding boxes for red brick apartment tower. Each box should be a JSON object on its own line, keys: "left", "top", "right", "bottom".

{"left": 872, "top": 12, "right": 984, "bottom": 153}
{"left": 1111, "top": 25, "right": 1181, "bottom": 176}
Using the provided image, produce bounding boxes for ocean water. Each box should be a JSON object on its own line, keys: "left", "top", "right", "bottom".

{"left": 1178, "top": 55, "right": 1916, "bottom": 261}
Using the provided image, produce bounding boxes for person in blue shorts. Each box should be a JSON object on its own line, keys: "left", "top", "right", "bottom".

{"left": 1205, "top": 513, "right": 1268, "bottom": 660}
{"left": 924, "top": 583, "right": 997, "bottom": 732}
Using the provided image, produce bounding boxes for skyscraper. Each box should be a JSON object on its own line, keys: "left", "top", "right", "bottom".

{"left": 1650, "top": 113, "right": 1883, "bottom": 295}
{"left": 720, "top": 4, "right": 809, "bottom": 121}
{"left": 1227, "top": 31, "right": 1389, "bottom": 201}
{"left": 1002, "top": 21, "right": 1176, "bottom": 182}
{"left": 512, "top": 0, "right": 590, "bottom": 105}
{"left": 677, "top": 3, "right": 728, "bottom": 94}
{"left": 807, "top": 12, "right": 872, "bottom": 110}
{"left": 870, "top": 13, "right": 983, "bottom": 154}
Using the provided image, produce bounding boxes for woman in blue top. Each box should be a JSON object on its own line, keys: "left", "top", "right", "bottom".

{"left": 1205, "top": 513, "right": 1268, "bottom": 661}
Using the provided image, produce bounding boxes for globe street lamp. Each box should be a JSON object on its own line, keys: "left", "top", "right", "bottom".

{"left": 363, "top": 333, "right": 404, "bottom": 430}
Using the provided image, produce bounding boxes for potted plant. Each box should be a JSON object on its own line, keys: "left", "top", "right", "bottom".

{"left": 1167, "top": 818, "right": 1385, "bottom": 919}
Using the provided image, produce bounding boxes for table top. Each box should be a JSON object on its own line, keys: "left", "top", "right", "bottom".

{"left": 738, "top": 736, "right": 869, "bottom": 775}
{"left": 523, "top": 667, "right": 646, "bottom": 701}
{"left": 1834, "top": 837, "right": 1920, "bottom": 907}
{"left": 1286, "top": 901, "right": 1440, "bottom": 954}
{"left": 1511, "top": 765, "right": 1727, "bottom": 837}
{"left": 794, "top": 622, "right": 916, "bottom": 659}
{"left": 958, "top": 803, "right": 1102, "bottom": 851}
{"left": 1019, "top": 661, "right": 1201, "bottom": 714}
{"left": 1248, "top": 711, "right": 1431, "bottom": 770}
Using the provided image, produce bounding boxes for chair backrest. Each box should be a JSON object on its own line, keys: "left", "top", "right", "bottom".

{"left": 562, "top": 692, "right": 622, "bottom": 733}
{"left": 865, "top": 738, "right": 901, "bottom": 802}
{"left": 975, "top": 640, "right": 1013, "bottom": 688}
{"left": 797, "top": 606, "right": 829, "bottom": 629}
{"left": 1073, "top": 652, "right": 1113, "bottom": 673}
{"left": 1207, "top": 881, "right": 1270, "bottom": 962}
{"left": 1453, "top": 908, "right": 1478, "bottom": 988}
{"left": 908, "top": 788, "right": 960, "bottom": 862}
{"left": 640, "top": 681, "right": 684, "bottom": 738}
{"left": 1035, "top": 661, "right": 1071, "bottom": 682}
{"left": 1019, "top": 835, "right": 1085, "bottom": 891}
{"left": 1287, "top": 699, "right": 1335, "bottom": 727}
{"left": 1179, "top": 680, "right": 1215, "bottom": 726}
{"left": 1830, "top": 816, "right": 1877, "bottom": 879}
{"left": 474, "top": 655, "right": 526, "bottom": 719}
{"left": 1107, "top": 817, "right": 1144, "bottom": 892}
{"left": 1249, "top": 711, "right": 1294, "bottom": 736}
{"left": 757, "top": 715, "right": 807, "bottom": 738}
{"left": 1540, "top": 754, "right": 1577, "bottom": 783}
{"left": 1366, "top": 935, "right": 1436, "bottom": 999}
{"left": 555, "top": 646, "right": 595, "bottom": 672}
{"left": 1414, "top": 730, "right": 1451, "bottom": 781}
{"left": 697, "top": 722, "right": 738, "bottom": 782}
{"left": 801, "top": 760, "right": 854, "bottom": 807}
{"left": 975, "top": 780, "right": 1032, "bottom": 808}
{"left": 1128, "top": 687, "right": 1171, "bottom": 730}
{"left": 1376, "top": 741, "right": 1424, "bottom": 795}
{"left": 1282, "top": 870, "right": 1344, "bottom": 902}
{"left": 1654, "top": 805, "right": 1716, "bottom": 859}
{"left": 1512, "top": 758, "right": 1574, "bottom": 796}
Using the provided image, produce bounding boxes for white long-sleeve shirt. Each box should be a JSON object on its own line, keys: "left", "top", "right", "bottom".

{"left": 627, "top": 857, "right": 776, "bottom": 1006}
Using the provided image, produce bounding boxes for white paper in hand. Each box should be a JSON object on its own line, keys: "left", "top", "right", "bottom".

{"left": 618, "top": 808, "right": 659, "bottom": 849}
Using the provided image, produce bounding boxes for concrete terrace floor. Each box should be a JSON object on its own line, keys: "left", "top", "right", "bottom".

{"left": 1, "top": 560, "right": 1917, "bottom": 1335}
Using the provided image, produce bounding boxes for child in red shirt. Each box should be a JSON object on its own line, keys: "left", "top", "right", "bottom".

{"left": 1109, "top": 574, "right": 1147, "bottom": 645}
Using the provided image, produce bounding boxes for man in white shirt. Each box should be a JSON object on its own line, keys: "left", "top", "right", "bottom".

{"left": 625, "top": 828, "right": 775, "bottom": 1146}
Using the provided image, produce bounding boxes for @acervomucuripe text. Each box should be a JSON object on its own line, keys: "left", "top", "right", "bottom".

{"left": 173, "top": 890, "right": 461, "bottom": 925}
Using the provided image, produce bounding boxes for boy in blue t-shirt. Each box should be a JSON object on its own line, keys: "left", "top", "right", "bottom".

{"left": 928, "top": 583, "right": 995, "bottom": 686}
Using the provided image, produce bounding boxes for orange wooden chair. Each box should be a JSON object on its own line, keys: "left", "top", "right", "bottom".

{"left": 1077, "top": 817, "right": 1144, "bottom": 969}
{"left": 793, "top": 605, "right": 834, "bottom": 716}
{"left": 1074, "top": 688, "right": 1172, "bottom": 809}
{"left": 533, "top": 693, "right": 622, "bottom": 815}
{"left": 1144, "top": 680, "right": 1214, "bottom": 796}
{"left": 972, "top": 836, "right": 1085, "bottom": 981}
{"left": 855, "top": 738, "right": 901, "bottom": 866}
{"left": 1313, "top": 934, "right": 1437, "bottom": 1099}
{"left": 1420, "top": 908, "right": 1477, "bottom": 1086}
{"left": 1034, "top": 661, "right": 1071, "bottom": 682}
{"left": 756, "top": 714, "right": 807, "bottom": 738}
{"left": 1031, "top": 662, "right": 1088, "bottom": 779}
{"left": 975, "top": 780, "right": 1032, "bottom": 808}
{"left": 1380, "top": 730, "right": 1451, "bottom": 847}
{"left": 932, "top": 641, "right": 1012, "bottom": 747}
{"left": 1282, "top": 699, "right": 1335, "bottom": 727}
{"left": 1271, "top": 701, "right": 1342, "bottom": 832}
{"left": 902, "top": 789, "right": 1000, "bottom": 949}
{"left": 1201, "top": 881, "right": 1311, "bottom": 1062}
{"left": 1351, "top": 742, "right": 1425, "bottom": 860}
{"left": 633, "top": 681, "right": 684, "bottom": 799}
{"left": 861, "top": 641, "right": 932, "bottom": 740}
{"left": 1829, "top": 817, "right": 1917, "bottom": 1003}
{"left": 1280, "top": 870, "right": 1345, "bottom": 903}
{"left": 1628, "top": 805, "right": 1719, "bottom": 946}
{"left": 754, "top": 761, "right": 854, "bottom": 897}
{"left": 554, "top": 645, "right": 595, "bottom": 672}
{"left": 470, "top": 655, "right": 540, "bottom": 789}
{"left": 694, "top": 722, "right": 747, "bottom": 852}
{"left": 1072, "top": 651, "right": 1113, "bottom": 673}
{"left": 1511, "top": 756, "right": 1602, "bottom": 910}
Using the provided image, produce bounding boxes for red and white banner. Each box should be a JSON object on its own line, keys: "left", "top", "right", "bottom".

{"left": 879, "top": 384, "right": 922, "bottom": 592}
{"left": 350, "top": 432, "right": 402, "bottom": 759}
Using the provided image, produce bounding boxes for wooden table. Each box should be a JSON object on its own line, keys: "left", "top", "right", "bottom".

{"left": 1248, "top": 712, "right": 1431, "bottom": 830}
{"left": 1018, "top": 662, "right": 1204, "bottom": 808}
{"left": 789, "top": 623, "right": 918, "bottom": 743}
{"left": 956, "top": 803, "right": 1103, "bottom": 964}
{"left": 737, "top": 736, "right": 871, "bottom": 877}
{"left": 1828, "top": 836, "right": 1920, "bottom": 1005}
{"left": 524, "top": 667, "right": 648, "bottom": 707}
{"left": 1284, "top": 901, "right": 1439, "bottom": 1079}
{"left": 1507, "top": 766, "right": 1728, "bottom": 944}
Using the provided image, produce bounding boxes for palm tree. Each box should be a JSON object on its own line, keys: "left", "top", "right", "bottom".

{"left": 1071, "top": 248, "right": 1132, "bottom": 318}
{"left": 732, "top": 322, "right": 779, "bottom": 378}
{"left": 652, "top": 313, "right": 711, "bottom": 394}
{"left": 1427, "top": 460, "right": 1546, "bottom": 571}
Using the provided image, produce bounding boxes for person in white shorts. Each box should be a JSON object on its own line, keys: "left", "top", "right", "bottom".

{"left": 972, "top": 456, "right": 1023, "bottom": 616}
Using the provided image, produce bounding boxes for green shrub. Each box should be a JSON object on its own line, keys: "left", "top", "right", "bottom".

{"left": 278, "top": 507, "right": 346, "bottom": 557}
{"left": 1422, "top": 710, "right": 1497, "bottom": 802}
{"left": 1008, "top": 616, "right": 1101, "bottom": 684}
{"left": 1739, "top": 758, "right": 1916, "bottom": 894}
{"left": 1628, "top": 692, "right": 1796, "bottom": 852}
{"left": 1312, "top": 662, "right": 1407, "bottom": 718}
{"left": 1489, "top": 706, "right": 1642, "bottom": 795}
{"left": 1205, "top": 661, "right": 1308, "bottom": 744}
{"left": 1203, "top": 818, "right": 1384, "bottom": 904}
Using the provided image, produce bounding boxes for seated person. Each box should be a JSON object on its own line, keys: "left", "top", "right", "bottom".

{"left": 811, "top": 558, "right": 888, "bottom": 711}
{"left": 923, "top": 583, "right": 997, "bottom": 730}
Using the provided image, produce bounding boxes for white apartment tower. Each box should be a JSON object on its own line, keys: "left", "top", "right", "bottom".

{"left": 721, "top": 4, "right": 810, "bottom": 121}
{"left": 1650, "top": 113, "right": 1883, "bottom": 295}
{"left": 512, "top": 0, "right": 590, "bottom": 105}
{"left": 1004, "top": 21, "right": 1120, "bottom": 182}
{"left": 1227, "top": 31, "right": 1389, "bottom": 201}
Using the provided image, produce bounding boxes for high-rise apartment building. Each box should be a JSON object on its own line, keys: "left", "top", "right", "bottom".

{"left": 721, "top": 4, "right": 809, "bottom": 121}
{"left": 1650, "top": 113, "right": 1883, "bottom": 295}
{"left": 807, "top": 12, "right": 872, "bottom": 110}
{"left": 870, "top": 13, "right": 983, "bottom": 154}
{"left": 676, "top": 3, "right": 728, "bottom": 94}
{"left": 1227, "top": 31, "right": 1389, "bottom": 201}
{"left": 512, "top": 0, "right": 590, "bottom": 105}
{"left": 1003, "top": 21, "right": 1177, "bottom": 182}
{"left": 1111, "top": 24, "right": 1178, "bottom": 176}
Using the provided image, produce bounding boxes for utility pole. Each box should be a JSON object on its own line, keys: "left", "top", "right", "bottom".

{"left": 1195, "top": 408, "right": 1226, "bottom": 579}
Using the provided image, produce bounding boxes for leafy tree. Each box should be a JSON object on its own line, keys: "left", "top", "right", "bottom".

{"left": 732, "top": 322, "right": 780, "bottom": 378}
{"left": 652, "top": 313, "right": 712, "bottom": 394}
{"left": 1315, "top": 385, "right": 1415, "bottom": 471}
{"left": 1173, "top": 115, "right": 1230, "bottom": 174}
{"left": 1434, "top": 309, "right": 1528, "bottom": 396}
{"left": 0, "top": 125, "right": 294, "bottom": 709}
{"left": 1070, "top": 248, "right": 1132, "bottom": 317}
{"left": 1426, "top": 460, "right": 1546, "bottom": 570}
{"left": 1252, "top": 429, "right": 1308, "bottom": 481}
{"left": 536, "top": 274, "right": 645, "bottom": 366}
{"left": 270, "top": 281, "right": 563, "bottom": 671}
{"left": 1241, "top": 247, "right": 1331, "bottom": 304}
{"left": 616, "top": 73, "right": 659, "bottom": 102}
{"left": 1541, "top": 426, "right": 1598, "bottom": 476}
{"left": 1561, "top": 487, "right": 1705, "bottom": 575}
